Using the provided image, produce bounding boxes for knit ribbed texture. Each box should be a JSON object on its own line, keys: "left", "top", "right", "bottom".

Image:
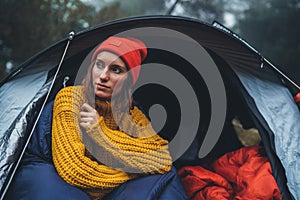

{"left": 52, "top": 86, "right": 172, "bottom": 199}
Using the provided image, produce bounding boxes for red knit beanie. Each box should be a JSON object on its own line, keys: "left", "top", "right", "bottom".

{"left": 91, "top": 36, "right": 147, "bottom": 85}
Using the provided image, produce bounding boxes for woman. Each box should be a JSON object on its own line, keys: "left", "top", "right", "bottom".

{"left": 51, "top": 36, "right": 173, "bottom": 199}
{"left": 6, "top": 36, "right": 186, "bottom": 200}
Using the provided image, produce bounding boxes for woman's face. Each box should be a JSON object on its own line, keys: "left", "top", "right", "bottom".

{"left": 92, "top": 51, "right": 128, "bottom": 99}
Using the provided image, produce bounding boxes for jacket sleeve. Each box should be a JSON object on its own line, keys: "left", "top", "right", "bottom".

{"left": 52, "top": 86, "right": 129, "bottom": 189}
{"left": 84, "top": 107, "right": 172, "bottom": 174}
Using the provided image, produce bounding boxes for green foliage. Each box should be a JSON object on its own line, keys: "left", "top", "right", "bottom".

{"left": 173, "top": 0, "right": 300, "bottom": 85}
{"left": 0, "top": 0, "right": 126, "bottom": 81}
{"left": 0, "top": 0, "right": 171, "bottom": 82}
{"left": 119, "top": 0, "right": 167, "bottom": 15}
{"left": 234, "top": 0, "right": 300, "bottom": 85}
{"left": 1, "top": 0, "right": 299, "bottom": 86}
{"left": 174, "top": 0, "right": 227, "bottom": 23}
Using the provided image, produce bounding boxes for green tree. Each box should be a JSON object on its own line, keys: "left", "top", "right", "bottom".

{"left": 233, "top": 0, "right": 300, "bottom": 85}
{"left": 118, "top": 0, "right": 167, "bottom": 15}
{"left": 0, "top": 0, "right": 125, "bottom": 82}
{"left": 168, "top": 0, "right": 227, "bottom": 24}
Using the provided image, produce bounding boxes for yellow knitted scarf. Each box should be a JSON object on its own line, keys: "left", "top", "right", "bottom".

{"left": 52, "top": 86, "right": 172, "bottom": 199}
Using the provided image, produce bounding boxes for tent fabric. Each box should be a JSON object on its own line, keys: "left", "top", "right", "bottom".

{"left": 0, "top": 71, "right": 51, "bottom": 188}
{"left": 0, "top": 16, "right": 298, "bottom": 199}
{"left": 5, "top": 101, "right": 90, "bottom": 199}
{"left": 234, "top": 69, "right": 300, "bottom": 199}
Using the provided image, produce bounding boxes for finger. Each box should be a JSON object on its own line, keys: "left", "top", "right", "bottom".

{"left": 80, "top": 116, "right": 93, "bottom": 123}
{"left": 80, "top": 103, "right": 100, "bottom": 124}
{"left": 80, "top": 111, "right": 94, "bottom": 118}
{"left": 79, "top": 117, "right": 87, "bottom": 124}
{"left": 80, "top": 111, "right": 99, "bottom": 123}
{"left": 81, "top": 103, "right": 95, "bottom": 112}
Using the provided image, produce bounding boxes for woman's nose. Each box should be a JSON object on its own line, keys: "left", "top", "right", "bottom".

{"left": 99, "top": 67, "right": 109, "bottom": 81}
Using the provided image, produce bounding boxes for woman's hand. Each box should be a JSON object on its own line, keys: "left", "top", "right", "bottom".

{"left": 80, "top": 103, "right": 99, "bottom": 129}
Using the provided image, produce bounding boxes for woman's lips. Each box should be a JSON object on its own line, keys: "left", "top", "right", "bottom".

{"left": 96, "top": 83, "right": 109, "bottom": 90}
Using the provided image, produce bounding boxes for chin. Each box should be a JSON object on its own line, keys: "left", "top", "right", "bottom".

{"left": 95, "top": 92, "right": 111, "bottom": 100}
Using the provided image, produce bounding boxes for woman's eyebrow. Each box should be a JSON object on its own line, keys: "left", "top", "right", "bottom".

{"left": 95, "top": 58, "right": 104, "bottom": 62}
{"left": 111, "top": 61, "right": 127, "bottom": 70}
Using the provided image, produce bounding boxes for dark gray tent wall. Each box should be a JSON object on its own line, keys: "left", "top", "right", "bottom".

{"left": 0, "top": 16, "right": 299, "bottom": 200}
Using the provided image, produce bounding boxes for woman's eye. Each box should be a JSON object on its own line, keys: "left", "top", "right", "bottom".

{"left": 111, "top": 66, "right": 122, "bottom": 74}
{"left": 95, "top": 61, "right": 104, "bottom": 69}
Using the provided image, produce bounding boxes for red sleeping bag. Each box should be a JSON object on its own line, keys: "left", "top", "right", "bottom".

{"left": 178, "top": 146, "right": 282, "bottom": 200}
{"left": 178, "top": 165, "right": 233, "bottom": 199}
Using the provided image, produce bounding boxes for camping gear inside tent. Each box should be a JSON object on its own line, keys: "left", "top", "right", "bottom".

{"left": 0, "top": 16, "right": 299, "bottom": 200}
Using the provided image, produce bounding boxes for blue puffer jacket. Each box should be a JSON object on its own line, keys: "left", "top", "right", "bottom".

{"left": 5, "top": 101, "right": 187, "bottom": 200}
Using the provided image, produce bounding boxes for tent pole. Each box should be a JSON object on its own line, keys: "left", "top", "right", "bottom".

{"left": 0, "top": 31, "right": 75, "bottom": 200}
{"left": 263, "top": 58, "right": 300, "bottom": 91}
{"left": 213, "top": 21, "right": 300, "bottom": 91}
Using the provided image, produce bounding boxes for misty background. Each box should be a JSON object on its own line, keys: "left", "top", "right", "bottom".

{"left": 0, "top": 0, "right": 299, "bottom": 86}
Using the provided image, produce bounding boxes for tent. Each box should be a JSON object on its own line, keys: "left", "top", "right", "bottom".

{"left": 0, "top": 15, "right": 299, "bottom": 199}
